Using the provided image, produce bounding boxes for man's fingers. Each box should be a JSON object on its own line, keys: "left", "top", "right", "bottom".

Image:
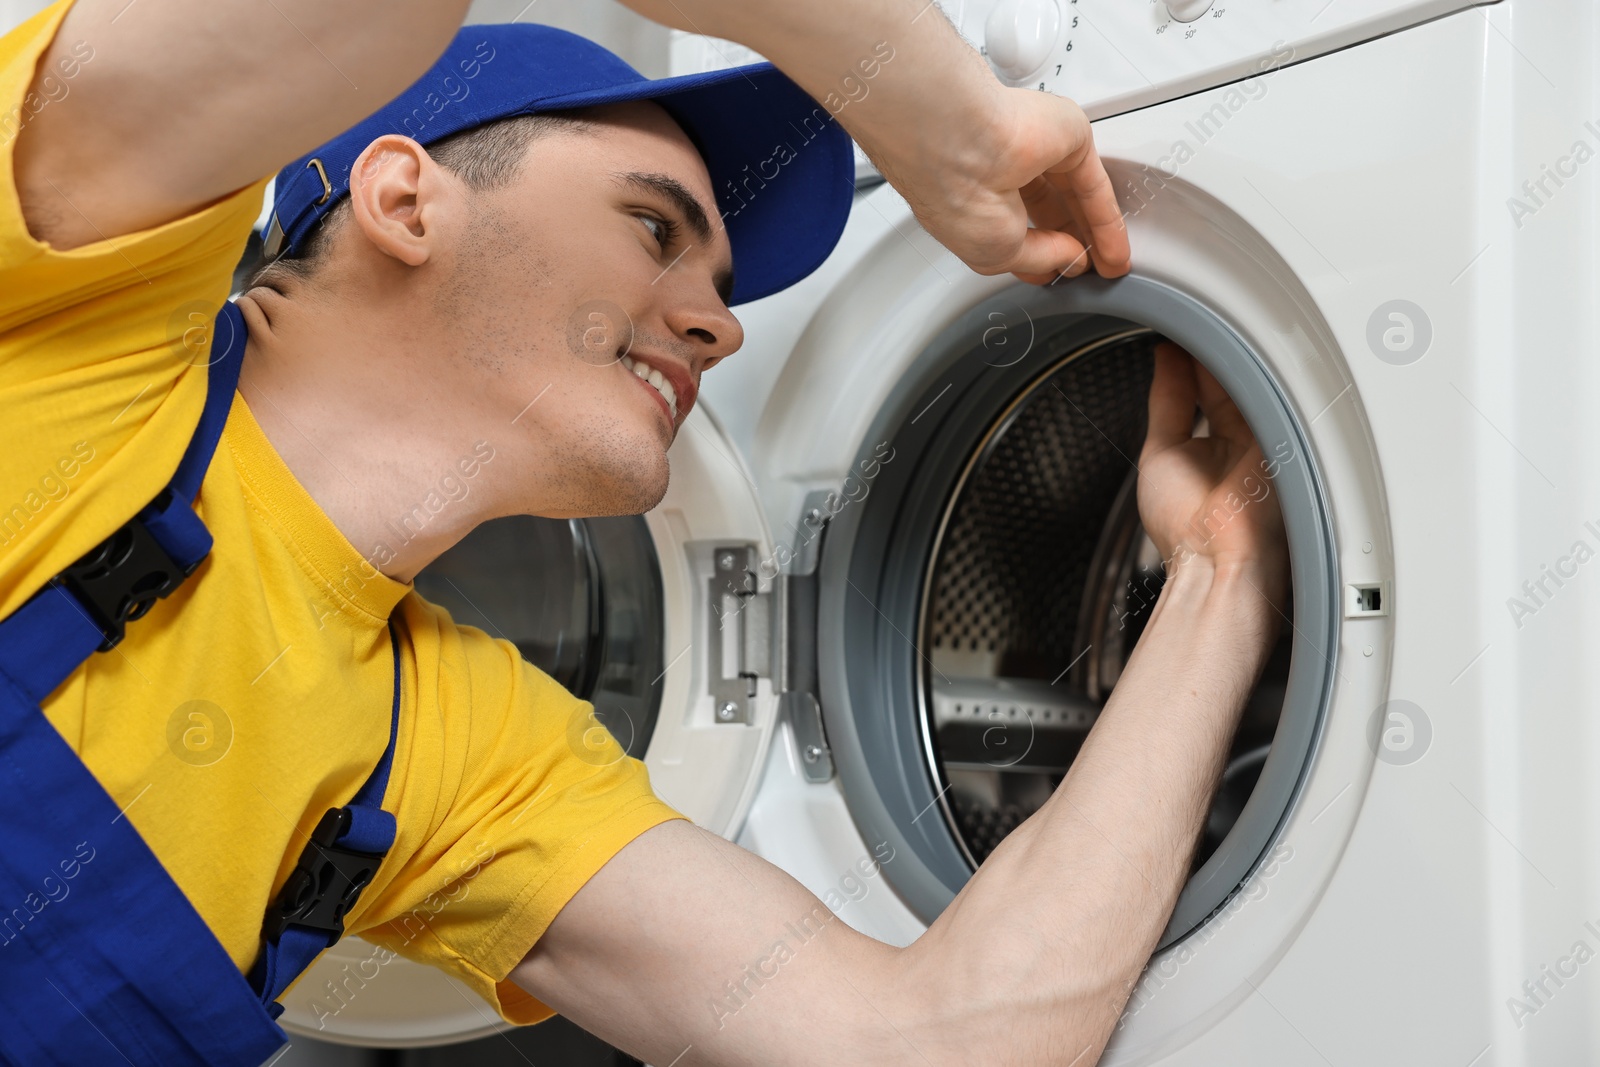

{"left": 1045, "top": 149, "right": 1129, "bottom": 279}
{"left": 999, "top": 90, "right": 1129, "bottom": 280}
{"left": 1016, "top": 175, "right": 1078, "bottom": 242}
{"left": 1009, "top": 178, "right": 1090, "bottom": 283}
{"left": 1003, "top": 226, "right": 1092, "bottom": 280}
{"left": 1023, "top": 90, "right": 1128, "bottom": 277}
{"left": 1143, "top": 342, "right": 1198, "bottom": 457}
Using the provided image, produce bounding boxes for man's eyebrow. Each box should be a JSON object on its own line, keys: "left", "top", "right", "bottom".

{"left": 616, "top": 171, "right": 715, "bottom": 242}
{"left": 615, "top": 170, "right": 734, "bottom": 304}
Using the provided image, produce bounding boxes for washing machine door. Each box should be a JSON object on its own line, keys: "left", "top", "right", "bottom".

{"left": 278, "top": 403, "right": 779, "bottom": 1046}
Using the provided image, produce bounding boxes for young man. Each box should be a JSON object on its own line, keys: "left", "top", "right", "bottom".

{"left": 0, "top": 1, "right": 1287, "bottom": 1064}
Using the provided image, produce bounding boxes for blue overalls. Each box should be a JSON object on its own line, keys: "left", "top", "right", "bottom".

{"left": 0, "top": 303, "right": 400, "bottom": 1066}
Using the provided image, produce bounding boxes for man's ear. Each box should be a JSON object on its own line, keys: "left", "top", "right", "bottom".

{"left": 347, "top": 135, "right": 450, "bottom": 267}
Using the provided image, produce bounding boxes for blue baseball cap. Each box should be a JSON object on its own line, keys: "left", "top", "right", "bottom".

{"left": 263, "top": 24, "right": 855, "bottom": 305}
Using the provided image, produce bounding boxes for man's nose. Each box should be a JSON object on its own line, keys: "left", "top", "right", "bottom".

{"left": 661, "top": 279, "right": 743, "bottom": 372}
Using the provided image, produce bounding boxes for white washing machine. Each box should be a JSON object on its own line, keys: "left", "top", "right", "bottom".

{"left": 289, "top": 1, "right": 1600, "bottom": 1064}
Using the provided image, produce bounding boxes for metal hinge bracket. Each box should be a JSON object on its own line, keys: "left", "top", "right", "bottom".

{"left": 705, "top": 493, "right": 837, "bottom": 783}
{"left": 708, "top": 546, "right": 770, "bottom": 725}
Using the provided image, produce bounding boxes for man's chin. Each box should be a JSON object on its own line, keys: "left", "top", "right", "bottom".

{"left": 528, "top": 431, "right": 671, "bottom": 518}
{"left": 576, "top": 461, "right": 671, "bottom": 518}
{"left": 598, "top": 481, "right": 668, "bottom": 518}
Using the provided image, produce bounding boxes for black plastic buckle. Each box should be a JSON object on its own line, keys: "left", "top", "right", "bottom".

{"left": 262, "top": 807, "right": 386, "bottom": 943}
{"left": 55, "top": 493, "right": 198, "bottom": 651}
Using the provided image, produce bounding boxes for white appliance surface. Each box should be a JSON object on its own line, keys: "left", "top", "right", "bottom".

{"left": 7, "top": 0, "right": 1590, "bottom": 1062}
{"left": 703, "top": 1, "right": 1600, "bottom": 1064}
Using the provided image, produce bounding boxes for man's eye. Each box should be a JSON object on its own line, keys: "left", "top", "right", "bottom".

{"left": 637, "top": 214, "right": 678, "bottom": 248}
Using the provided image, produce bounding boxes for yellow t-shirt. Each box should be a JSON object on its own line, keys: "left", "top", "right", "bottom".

{"left": 0, "top": 0, "right": 684, "bottom": 1023}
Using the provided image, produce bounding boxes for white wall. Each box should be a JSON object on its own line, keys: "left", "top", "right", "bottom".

{"left": 2, "top": 0, "right": 51, "bottom": 34}
{"left": 467, "top": 0, "right": 671, "bottom": 77}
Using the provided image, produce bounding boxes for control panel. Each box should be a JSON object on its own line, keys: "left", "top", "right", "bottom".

{"left": 950, "top": 0, "right": 1488, "bottom": 118}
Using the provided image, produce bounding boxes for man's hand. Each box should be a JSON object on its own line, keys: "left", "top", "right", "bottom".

{"left": 1139, "top": 342, "right": 1290, "bottom": 610}
{"left": 852, "top": 80, "right": 1130, "bottom": 283}
{"left": 876, "top": 82, "right": 1126, "bottom": 283}
{"left": 623, "top": 0, "right": 1130, "bottom": 284}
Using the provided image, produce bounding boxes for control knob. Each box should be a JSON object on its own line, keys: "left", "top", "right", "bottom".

{"left": 983, "top": 0, "right": 1062, "bottom": 80}
{"left": 1165, "top": 0, "right": 1214, "bottom": 23}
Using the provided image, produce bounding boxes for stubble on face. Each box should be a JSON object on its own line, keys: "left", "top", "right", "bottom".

{"left": 432, "top": 177, "right": 675, "bottom": 520}
{"left": 541, "top": 410, "right": 672, "bottom": 517}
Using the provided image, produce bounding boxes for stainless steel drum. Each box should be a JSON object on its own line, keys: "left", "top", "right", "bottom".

{"left": 818, "top": 277, "right": 1337, "bottom": 947}
{"left": 920, "top": 331, "right": 1291, "bottom": 871}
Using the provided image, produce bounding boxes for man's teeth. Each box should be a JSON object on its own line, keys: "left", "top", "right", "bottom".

{"left": 620, "top": 355, "right": 678, "bottom": 420}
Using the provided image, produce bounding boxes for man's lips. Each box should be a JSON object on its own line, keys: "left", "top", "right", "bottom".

{"left": 625, "top": 365, "right": 675, "bottom": 427}
{"left": 620, "top": 350, "right": 697, "bottom": 428}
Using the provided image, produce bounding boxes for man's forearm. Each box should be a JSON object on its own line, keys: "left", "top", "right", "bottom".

{"left": 620, "top": 0, "right": 996, "bottom": 188}
{"left": 889, "top": 559, "right": 1279, "bottom": 1064}
{"left": 18, "top": 0, "right": 473, "bottom": 249}
{"left": 622, "top": 0, "right": 1129, "bottom": 280}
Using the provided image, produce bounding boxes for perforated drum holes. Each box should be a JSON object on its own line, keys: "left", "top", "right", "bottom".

{"left": 927, "top": 335, "right": 1154, "bottom": 671}
{"left": 923, "top": 331, "right": 1296, "bottom": 872}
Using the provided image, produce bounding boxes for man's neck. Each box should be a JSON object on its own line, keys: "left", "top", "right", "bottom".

{"left": 233, "top": 290, "right": 500, "bottom": 584}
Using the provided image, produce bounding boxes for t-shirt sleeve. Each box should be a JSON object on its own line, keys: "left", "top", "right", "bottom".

{"left": 0, "top": 0, "right": 267, "bottom": 618}
{"left": 349, "top": 596, "right": 688, "bottom": 1024}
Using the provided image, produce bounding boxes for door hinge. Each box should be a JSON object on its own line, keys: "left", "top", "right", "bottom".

{"left": 708, "top": 546, "right": 769, "bottom": 725}
{"left": 706, "top": 492, "right": 836, "bottom": 783}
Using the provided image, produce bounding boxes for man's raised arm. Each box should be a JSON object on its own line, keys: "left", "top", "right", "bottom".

{"left": 14, "top": 0, "right": 471, "bottom": 249}
{"left": 17, "top": 0, "right": 1130, "bottom": 281}
{"left": 622, "top": 0, "right": 1130, "bottom": 283}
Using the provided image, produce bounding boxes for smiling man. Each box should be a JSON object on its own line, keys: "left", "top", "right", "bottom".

{"left": 0, "top": 1, "right": 1287, "bottom": 1065}
{"left": 238, "top": 98, "right": 749, "bottom": 574}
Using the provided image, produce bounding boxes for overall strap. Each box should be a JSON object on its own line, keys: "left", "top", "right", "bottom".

{"left": 0, "top": 303, "right": 245, "bottom": 695}
{"left": 248, "top": 622, "right": 403, "bottom": 1015}
{"left": 0, "top": 302, "right": 290, "bottom": 1066}
{"left": 0, "top": 301, "right": 403, "bottom": 1058}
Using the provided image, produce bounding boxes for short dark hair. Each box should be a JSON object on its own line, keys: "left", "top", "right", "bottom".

{"left": 245, "top": 112, "right": 595, "bottom": 293}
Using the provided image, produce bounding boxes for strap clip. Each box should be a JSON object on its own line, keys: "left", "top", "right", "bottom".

{"left": 55, "top": 495, "right": 198, "bottom": 652}
{"left": 260, "top": 158, "right": 332, "bottom": 260}
{"left": 262, "top": 807, "right": 385, "bottom": 943}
